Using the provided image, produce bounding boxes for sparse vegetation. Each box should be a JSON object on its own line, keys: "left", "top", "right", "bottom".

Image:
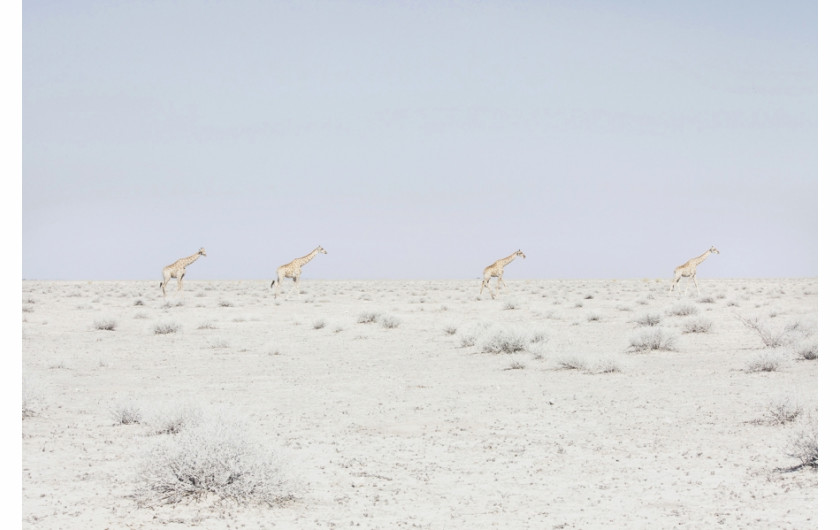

{"left": 136, "top": 412, "right": 291, "bottom": 507}
{"left": 154, "top": 322, "right": 181, "bottom": 335}
{"left": 793, "top": 341, "right": 818, "bottom": 360}
{"left": 112, "top": 403, "right": 143, "bottom": 425}
{"left": 381, "top": 316, "right": 401, "bottom": 329}
{"left": 313, "top": 319, "right": 326, "bottom": 330}
{"left": 481, "top": 330, "right": 528, "bottom": 354}
{"left": 147, "top": 404, "right": 203, "bottom": 435}
{"left": 786, "top": 415, "right": 818, "bottom": 469}
{"left": 633, "top": 314, "right": 661, "bottom": 327}
{"left": 736, "top": 315, "right": 802, "bottom": 348}
{"left": 94, "top": 319, "right": 117, "bottom": 331}
{"left": 557, "top": 354, "right": 622, "bottom": 374}
{"left": 744, "top": 350, "right": 784, "bottom": 373}
{"left": 682, "top": 318, "right": 712, "bottom": 334}
{"left": 628, "top": 329, "right": 676, "bottom": 352}
{"left": 357, "top": 312, "right": 381, "bottom": 324}
{"left": 764, "top": 395, "right": 803, "bottom": 425}
{"left": 667, "top": 304, "right": 697, "bottom": 317}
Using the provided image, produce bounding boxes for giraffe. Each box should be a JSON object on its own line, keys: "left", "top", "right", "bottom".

{"left": 669, "top": 246, "right": 719, "bottom": 295}
{"left": 480, "top": 249, "right": 526, "bottom": 299}
{"left": 271, "top": 245, "right": 328, "bottom": 299}
{"left": 160, "top": 247, "right": 206, "bottom": 297}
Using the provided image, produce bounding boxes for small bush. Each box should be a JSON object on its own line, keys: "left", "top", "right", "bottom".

{"left": 736, "top": 315, "right": 797, "bottom": 348}
{"left": 786, "top": 416, "right": 818, "bottom": 469}
{"left": 557, "top": 354, "right": 587, "bottom": 371}
{"left": 94, "top": 319, "right": 117, "bottom": 331}
{"left": 112, "top": 403, "right": 143, "bottom": 425}
{"left": 460, "top": 335, "right": 476, "bottom": 348}
{"left": 793, "top": 341, "right": 818, "bottom": 360}
{"left": 505, "top": 361, "right": 526, "bottom": 370}
{"left": 634, "top": 314, "right": 661, "bottom": 327}
{"left": 312, "top": 319, "right": 326, "bottom": 330}
{"left": 381, "top": 315, "right": 401, "bottom": 329}
{"left": 137, "top": 412, "right": 290, "bottom": 506}
{"left": 22, "top": 380, "right": 37, "bottom": 419}
{"left": 629, "top": 329, "right": 676, "bottom": 353}
{"left": 218, "top": 300, "right": 233, "bottom": 308}
{"left": 481, "top": 330, "right": 528, "bottom": 354}
{"left": 557, "top": 354, "right": 622, "bottom": 374}
{"left": 530, "top": 331, "right": 548, "bottom": 344}
{"left": 744, "top": 350, "right": 784, "bottom": 373}
{"left": 443, "top": 325, "right": 458, "bottom": 336}
{"left": 765, "top": 396, "right": 803, "bottom": 425}
{"left": 154, "top": 322, "right": 181, "bottom": 335}
{"left": 503, "top": 300, "right": 519, "bottom": 310}
{"left": 682, "top": 318, "right": 712, "bottom": 334}
{"left": 357, "top": 312, "right": 380, "bottom": 324}
{"left": 667, "top": 304, "right": 697, "bottom": 317}
{"left": 147, "top": 404, "right": 203, "bottom": 435}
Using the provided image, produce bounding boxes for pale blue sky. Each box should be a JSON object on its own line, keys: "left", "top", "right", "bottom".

{"left": 22, "top": 0, "right": 817, "bottom": 280}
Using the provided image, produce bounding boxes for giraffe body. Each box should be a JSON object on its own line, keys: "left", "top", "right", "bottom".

{"left": 480, "top": 250, "right": 526, "bottom": 299}
{"left": 271, "top": 246, "right": 328, "bottom": 298}
{"left": 669, "top": 246, "right": 719, "bottom": 295}
{"left": 160, "top": 247, "right": 206, "bottom": 296}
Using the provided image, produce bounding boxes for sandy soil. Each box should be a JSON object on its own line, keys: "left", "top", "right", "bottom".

{"left": 21, "top": 278, "right": 817, "bottom": 528}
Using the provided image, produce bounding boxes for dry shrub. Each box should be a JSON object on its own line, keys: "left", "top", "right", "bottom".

{"left": 137, "top": 412, "right": 290, "bottom": 507}
{"left": 682, "top": 318, "right": 712, "bottom": 334}
{"left": 628, "top": 329, "right": 677, "bottom": 352}
{"left": 786, "top": 415, "right": 818, "bottom": 469}
{"left": 744, "top": 350, "right": 785, "bottom": 373}
{"left": 482, "top": 330, "right": 528, "bottom": 354}
{"left": 633, "top": 314, "right": 661, "bottom": 327}
{"left": 94, "top": 319, "right": 117, "bottom": 331}
{"left": 154, "top": 322, "right": 180, "bottom": 335}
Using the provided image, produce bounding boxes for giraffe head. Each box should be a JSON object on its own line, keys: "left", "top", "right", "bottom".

{"left": 516, "top": 249, "right": 526, "bottom": 259}
{"left": 709, "top": 246, "right": 719, "bottom": 255}
{"left": 198, "top": 247, "right": 207, "bottom": 256}
{"left": 317, "top": 245, "right": 328, "bottom": 255}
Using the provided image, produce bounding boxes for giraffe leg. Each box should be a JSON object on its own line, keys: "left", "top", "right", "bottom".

{"left": 693, "top": 276, "right": 700, "bottom": 295}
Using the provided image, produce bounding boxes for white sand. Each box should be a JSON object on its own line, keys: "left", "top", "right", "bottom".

{"left": 21, "top": 278, "right": 817, "bottom": 528}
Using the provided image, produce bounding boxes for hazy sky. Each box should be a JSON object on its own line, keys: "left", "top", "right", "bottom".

{"left": 22, "top": 0, "right": 817, "bottom": 280}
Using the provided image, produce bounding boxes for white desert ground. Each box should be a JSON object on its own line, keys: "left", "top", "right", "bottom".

{"left": 21, "top": 278, "right": 818, "bottom": 528}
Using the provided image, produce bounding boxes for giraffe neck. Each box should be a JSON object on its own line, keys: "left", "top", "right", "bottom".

{"left": 181, "top": 252, "right": 202, "bottom": 267}
{"left": 499, "top": 252, "right": 520, "bottom": 268}
{"left": 298, "top": 248, "right": 320, "bottom": 266}
{"left": 692, "top": 250, "right": 712, "bottom": 265}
